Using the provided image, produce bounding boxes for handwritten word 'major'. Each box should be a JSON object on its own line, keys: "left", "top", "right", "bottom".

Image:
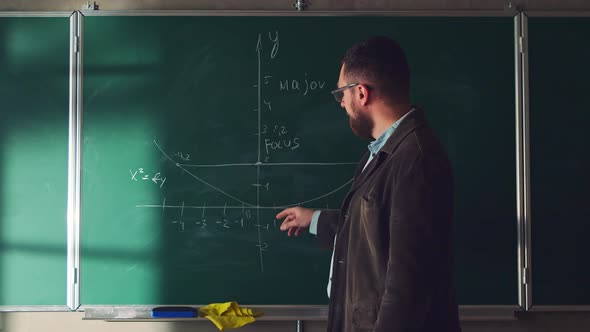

{"left": 279, "top": 74, "right": 326, "bottom": 96}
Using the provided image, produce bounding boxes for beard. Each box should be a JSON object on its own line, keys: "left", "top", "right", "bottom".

{"left": 349, "top": 106, "right": 374, "bottom": 140}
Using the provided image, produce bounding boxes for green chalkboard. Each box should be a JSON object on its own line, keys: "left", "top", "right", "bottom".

{"left": 0, "top": 17, "right": 69, "bottom": 306}
{"left": 529, "top": 17, "right": 590, "bottom": 305}
{"left": 81, "top": 16, "right": 517, "bottom": 305}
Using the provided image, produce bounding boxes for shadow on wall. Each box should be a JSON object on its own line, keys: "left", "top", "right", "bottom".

{"left": 0, "top": 16, "right": 70, "bottom": 307}
{"left": 0, "top": 16, "right": 6, "bottom": 310}
{"left": 80, "top": 15, "right": 343, "bottom": 309}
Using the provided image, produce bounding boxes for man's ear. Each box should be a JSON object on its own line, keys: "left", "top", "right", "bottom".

{"left": 357, "top": 84, "right": 370, "bottom": 106}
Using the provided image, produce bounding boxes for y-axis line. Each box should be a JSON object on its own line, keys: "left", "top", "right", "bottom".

{"left": 256, "top": 33, "right": 264, "bottom": 272}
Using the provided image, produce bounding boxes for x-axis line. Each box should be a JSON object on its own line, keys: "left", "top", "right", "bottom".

{"left": 179, "top": 162, "right": 358, "bottom": 167}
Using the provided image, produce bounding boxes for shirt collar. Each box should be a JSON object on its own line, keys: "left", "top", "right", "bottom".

{"left": 367, "top": 108, "right": 415, "bottom": 156}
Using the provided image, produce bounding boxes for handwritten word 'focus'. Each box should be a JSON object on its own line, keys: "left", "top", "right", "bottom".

{"left": 264, "top": 138, "right": 301, "bottom": 154}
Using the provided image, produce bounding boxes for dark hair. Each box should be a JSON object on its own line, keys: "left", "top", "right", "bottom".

{"left": 341, "top": 36, "right": 410, "bottom": 105}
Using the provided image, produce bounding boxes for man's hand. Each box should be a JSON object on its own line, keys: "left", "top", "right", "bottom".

{"left": 276, "top": 207, "right": 315, "bottom": 237}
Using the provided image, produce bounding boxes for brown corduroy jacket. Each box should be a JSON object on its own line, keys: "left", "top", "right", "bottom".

{"left": 317, "top": 109, "right": 461, "bottom": 332}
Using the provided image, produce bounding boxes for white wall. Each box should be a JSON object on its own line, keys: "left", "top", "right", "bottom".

{"left": 2, "top": 311, "right": 590, "bottom": 332}
{"left": 0, "top": 312, "right": 325, "bottom": 332}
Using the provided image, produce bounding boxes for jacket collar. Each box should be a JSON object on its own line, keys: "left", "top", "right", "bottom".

{"left": 379, "top": 106, "right": 427, "bottom": 156}
{"left": 349, "top": 107, "right": 427, "bottom": 191}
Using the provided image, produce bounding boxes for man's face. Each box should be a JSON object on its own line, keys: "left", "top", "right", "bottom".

{"left": 338, "top": 65, "right": 373, "bottom": 140}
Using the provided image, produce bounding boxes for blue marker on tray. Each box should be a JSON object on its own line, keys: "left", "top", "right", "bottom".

{"left": 151, "top": 306, "right": 198, "bottom": 318}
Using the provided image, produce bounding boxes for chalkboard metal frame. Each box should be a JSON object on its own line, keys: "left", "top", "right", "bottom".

{"left": 83, "top": 305, "right": 518, "bottom": 322}
{"left": 75, "top": 9, "right": 525, "bottom": 319}
{"left": 524, "top": 10, "right": 590, "bottom": 313}
{"left": 3, "top": 7, "right": 588, "bottom": 317}
{"left": 80, "top": 9, "right": 514, "bottom": 17}
{"left": 0, "top": 10, "right": 76, "bottom": 312}
{"left": 66, "top": 10, "right": 83, "bottom": 311}
{"left": 525, "top": 11, "right": 590, "bottom": 17}
{"left": 514, "top": 12, "right": 532, "bottom": 311}
{"left": 0, "top": 11, "right": 73, "bottom": 17}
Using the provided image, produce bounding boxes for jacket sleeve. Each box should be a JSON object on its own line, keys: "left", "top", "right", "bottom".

{"left": 316, "top": 210, "right": 340, "bottom": 249}
{"left": 373, "top": 154, "right": 441, "bottom": 332}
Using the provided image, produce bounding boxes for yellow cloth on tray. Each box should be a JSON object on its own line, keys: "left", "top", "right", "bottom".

{"left": 199, "top": 301, "right": 263, "bottom": 331}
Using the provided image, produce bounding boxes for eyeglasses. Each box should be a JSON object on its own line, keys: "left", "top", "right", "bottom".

{"left": 331, "top": 83, "right": 359, "bottom": 103}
